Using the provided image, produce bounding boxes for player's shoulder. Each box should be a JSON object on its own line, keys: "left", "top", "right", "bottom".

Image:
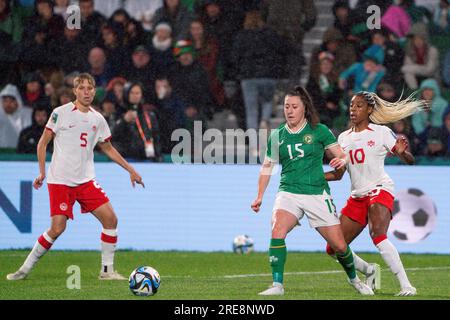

{"left": 89, "top": 107, "right": 107, "bottom": 122}
{"left": 53, "top": 102, "right": 75, "bottom": 114}
{"left": 369, "top": 123, "right": 395, "bottom": 136}
{"left": 338, "top": 127, "right": 353, "bottom": 141}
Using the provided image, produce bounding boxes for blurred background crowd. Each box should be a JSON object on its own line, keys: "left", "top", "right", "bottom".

{"left": 0, "top": 0, "right": 449, "bottom": 161}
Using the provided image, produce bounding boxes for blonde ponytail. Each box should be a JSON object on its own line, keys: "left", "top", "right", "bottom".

{"left": 357, "top": 91, "right": 429, "bottom": 124}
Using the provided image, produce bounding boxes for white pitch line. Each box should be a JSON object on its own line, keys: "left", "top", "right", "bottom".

{"left": 163, "top": 266, "right": 450, "bottom": 279}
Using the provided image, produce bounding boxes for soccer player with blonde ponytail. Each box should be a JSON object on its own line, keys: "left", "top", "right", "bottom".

{"left": 324, "top": 91, "right": 428, "bottom": 296}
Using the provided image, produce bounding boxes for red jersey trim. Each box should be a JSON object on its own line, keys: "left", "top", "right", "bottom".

{"left": 391, "top": 145, "right": 397, "bottom": 154}
{"left": 45, "top": 126, "right": 55, "bottom": 133}
{"left": 104, "top": 136, "right": 112, "bottom": 142}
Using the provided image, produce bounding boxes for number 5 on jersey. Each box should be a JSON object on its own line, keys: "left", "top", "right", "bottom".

{"left": 80, "top": 132, "right": 88, "bottom": 147}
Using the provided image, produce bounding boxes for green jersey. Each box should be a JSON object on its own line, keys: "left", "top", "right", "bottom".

{"left": 266, "top": 122, "right": 338, "bottom": 195}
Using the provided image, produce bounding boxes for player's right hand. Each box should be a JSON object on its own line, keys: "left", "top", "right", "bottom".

{"left": 130, "top": 170, "right": 145, "bottom": 188}
{"left": 251, "top": 198, "right": 262, "bottom": 213}
{"left": 33, "top": 174, "right": 45, "bottom": 190}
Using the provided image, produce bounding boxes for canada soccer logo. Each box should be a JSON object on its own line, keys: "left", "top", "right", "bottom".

{"left": 60, "top": 202, "right": 68, "bottom": 211}
{"left": 367, "top": 140, "right": 375, "bottom": 147}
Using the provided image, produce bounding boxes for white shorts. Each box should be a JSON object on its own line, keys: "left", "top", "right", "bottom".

{"left": 272, "top": 191, "right": 340, "bottom": 228}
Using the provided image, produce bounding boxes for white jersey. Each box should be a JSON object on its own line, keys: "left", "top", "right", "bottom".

{"left": 45, "top": 102, "right": 111, "bottom": 186}
{"left": 338, "top": 123, "right": 397, "bottom": 198}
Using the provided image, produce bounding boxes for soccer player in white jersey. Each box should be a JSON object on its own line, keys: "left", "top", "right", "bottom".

{"left": 325, "top": 91, "right": 427, "bottom": 296}
{"left": 7, "top": 73, "right": 145, "bottom": 281}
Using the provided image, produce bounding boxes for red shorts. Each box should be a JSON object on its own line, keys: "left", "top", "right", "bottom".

{"left": 341, "top": 189, "right": 394, "bottom": 226}
{"left": 48, "top": 180, "right": 109, "bottom": 220}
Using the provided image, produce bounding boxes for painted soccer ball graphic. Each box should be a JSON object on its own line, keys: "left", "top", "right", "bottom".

{"left": 232, "top": 235, "right": 254, "bottom": 254}
{"left": 129, "top": 266, "right": 161, "bottom": 296}
{"left": 388, "top": 188, "right": 437, "bottom": 243}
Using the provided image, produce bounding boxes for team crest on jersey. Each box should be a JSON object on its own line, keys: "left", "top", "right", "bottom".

{"left": 303, "top": 134, "right": 313, "bottom": 144}
{"left": 60, "top": 202, "right": 68, "bottom": 211}
{"left": 52, "top": 113, "right": 58, "bottom": 123}
{"left": 367, "top": 140, "right": 375, "bottom": 147}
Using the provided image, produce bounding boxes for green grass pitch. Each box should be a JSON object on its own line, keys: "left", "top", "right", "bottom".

{"left": 0, "top": 250, "right": 449, "bottom": 300}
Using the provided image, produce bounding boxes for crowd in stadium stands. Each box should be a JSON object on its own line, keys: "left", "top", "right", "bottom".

{"left": 0, "top": 0, "right": 449, "bottom": 160}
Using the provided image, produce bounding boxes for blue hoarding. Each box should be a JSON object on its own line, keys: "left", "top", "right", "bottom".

{"left": 0, "top": 162, "right": 449, "bottom": 253}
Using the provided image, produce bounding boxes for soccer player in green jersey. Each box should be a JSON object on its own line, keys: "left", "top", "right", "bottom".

{"left": 251, "top": 86, "right": 374, "bottom": 296}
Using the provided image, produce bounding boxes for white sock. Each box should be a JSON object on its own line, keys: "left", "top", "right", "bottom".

{"left": 352, "top": 252, "right": 371, "bottom": 275}
{"left": 20, "top": 232, "right": 54, "bottom": 274}
{"left": 376, "top": 238, "right": 412, "bottom": 289}
{"left": 101, "top": 228, "right": 117, "bottom": 273}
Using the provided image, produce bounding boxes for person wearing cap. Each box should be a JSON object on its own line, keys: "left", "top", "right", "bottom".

{"left": 124, "top": 45, "right": 159, "bottom": 103}
{"left": 306, "top": 51, "right": 342, "bottom": 129}
{"left": 150, "top": 22, "right": 176, "bottom": 72}
{"left": 0, "top": 84, "right": 32, "bottom": 148}
{"left": 169, "top": 39, "right": 216, "bottom": 121}
{"left": 401, "top": 22, "right": 439, "bottom": 89}
{"left": 339, "top": 44, "right": 386, "bottom": 95}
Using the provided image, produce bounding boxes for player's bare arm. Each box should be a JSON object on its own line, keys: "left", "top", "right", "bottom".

{"left": 33, "top": 128, "right": 54, "bottom": 190}
{"left": 251, "top": 159, "right": 274, "bottom": 213}
{"left": 98, "top": 141, "right": 145, "bottom": 188}
{"left": 393, "top": 137, "right": 415, "bottom": 165}
{"left": 327, "top": 144, "right": 348, "bottom": 170}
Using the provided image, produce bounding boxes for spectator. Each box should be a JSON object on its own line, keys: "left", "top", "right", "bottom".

{"left": 152, "top": 0, "right": 194, "bottom": 40}
{"left": 261, "top": 0, "right": 317, "bottom": 83}
{"left": 85, "top": 47, "right": 114, "bottom": 88}
{"left": 99, "top": 22, "right": 127, "bottom": 76}
{"left": 0, "top": 0, "right": 24, "bottom": 43}
{"left": 432, "top": 0, "right": 450, "bottom": 34}
{"left": 112, "top": 82, "right": 162, "bottom": 161}
{"left": 21, "top": 72, "right": 51, "bottom": 111}
{"left": 169, "top": 39, "right": 217, "bottom": 121}
{"left": 390, "top": 118, "right": 416, "bottom": 154}
{"left": 424, "top": 126, "right": 447, "bottom": 156}
{"left": 79, "top": 0, "right": 107, "bottom": 49}
{"left": 0, "top": 84, "right": 32, "bottom": 148}
{"left": 109, "top": 8, "right": 131, "bottom": 30}
{"left": 371, "top": 28, "right": 405, "bottom": 85}
{"left": 53, "top": 0, "right": 70, "bottom": 20}
{"left": 105, "top": 76, "right": 127, "bottom": 116}
{"left": 443, "top": 49, "right": 450, "bottom": 87}
{"left": 310, "top": 27, "right": 356, "bottom": 82}
{"left": 412, "top": 78, "right": 448, "bottom": 140}
{"left": 399, "top": 0, "right": 432, "bottom": 24}
{"left": 52, "top": 26, "right": 88, "bottom": 74}
{"left": 124, "top": 45, "right": 159, "bottom": 102}
{"left": 150, "top": 22, "right": 176, "bottom": 73}
{"left": 401, "top": 22, "right": 440, "bottom": 90}
{"left": 442, "top": 105, "right": 450, "bottom": 155}
{"left": 381, "top": 3, "right": 412, "bottom": 39}
{"left": 339, "top": 44, "right": 386, "bottom": 95}
{"left": 51, "top": 85, "right": 74, "bottom": 109}
{"left": 16, "top": 103, "right": 50, "bottom": 153}
{"left": 189, "top": 19, "right": 224, "bottom": 106}
{"left": 154, "top": 77, "right": 186, "bottom": 153}
{"left": 123, "top": 18, "right": 148, "bottom": 51}
{"left": 306, "top": 52, "right": 342, "bottom": 129}
{"left": 230, "top": 10, "right": 286, "bottom": 130}
{"left": 195, "top": 0, "right": 245, "bottom": 81}
{"left": 100, "top": 97, "right": 118, "bottom": 131}
{"left": 332, "top": 1, "right": 353, "bottom": 40}
{"left": 376, "top": 81, "right": 399, "bottom": 103}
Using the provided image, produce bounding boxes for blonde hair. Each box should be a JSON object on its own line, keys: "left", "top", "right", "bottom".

{"left": 73, "top": 73, "right": 96, "bottom": 88}
{"left": 357, "top": 91, "right": 428, "bottom": 124}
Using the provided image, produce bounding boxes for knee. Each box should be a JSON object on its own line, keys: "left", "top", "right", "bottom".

{"left": 333, "top": 244, "right": 348, "bottom": 255}
{"left": 271, "top": 222, "right": 287, "bottom": 239}
{"left": 50, "top": 224, "right": 66, "bottom": 237}
{"left": 104, "top": 215, "right": 118, "bottom": 229}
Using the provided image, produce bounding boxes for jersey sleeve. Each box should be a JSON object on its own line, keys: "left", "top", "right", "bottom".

{"left": 45, "top": 109, "right": 61, "bottom": 134}
{"left": 320, "top": 124, "right": 338, "bottom": 149}
{"left": 382, "top": 126, "right": 397, "bottom": 153}
{"left": 97, "top": 116, "right": 112, "bottom": 143}
{"left": 265, "top": 129, "right": 279, "bottom": 163}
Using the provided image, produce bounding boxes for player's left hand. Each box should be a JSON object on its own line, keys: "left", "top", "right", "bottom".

{"left": 329, "top": 157, "right": 346, "bottom": 170}
{"left": 130, "top": 171, "right": 145, "bottom": 188}
{"left": 395, "top": 137, "right": 408, "bottom": 154}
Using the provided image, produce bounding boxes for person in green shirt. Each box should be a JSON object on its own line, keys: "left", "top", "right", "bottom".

{"left": 251, "top": 86, "right": 374, "bottom": 296}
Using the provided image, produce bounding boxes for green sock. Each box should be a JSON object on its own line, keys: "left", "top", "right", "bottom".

{"left": 336, "top": 246, "right": 357, "bottom": 280}
{"left": 269, "top": 238, "right": 287, "bottom": 284}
